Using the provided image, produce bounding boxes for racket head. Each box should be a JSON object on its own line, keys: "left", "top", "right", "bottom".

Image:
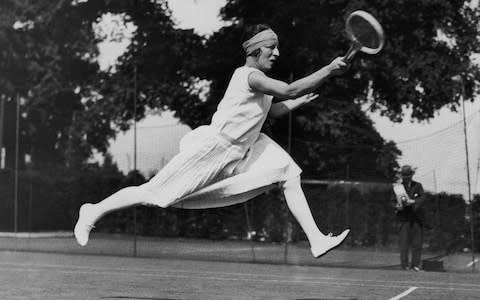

{"left": 346, "top": 10, "right": 385, "bottom": 55}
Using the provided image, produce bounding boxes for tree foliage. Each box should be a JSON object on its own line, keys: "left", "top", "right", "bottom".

{"left": 82, "top": 0, "right": 208, "bottom": 129}
{"left": 218, "top": 0, "right": 480, "bottom": 120}
{"left": 0, "top": 0, "right": 203, "bottom": 168}
{"left": 1, "top": 0, "right": 479, "bottom": 182}
{"left": 188, "top": 0, "right": 480, "bottom": 179}
{"left": 0, "top": 0, "right": 102, "bottom": 168}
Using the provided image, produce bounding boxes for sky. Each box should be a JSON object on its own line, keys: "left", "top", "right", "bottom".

{"left": 104, "top": 0, "right": 480, "bottom": 197}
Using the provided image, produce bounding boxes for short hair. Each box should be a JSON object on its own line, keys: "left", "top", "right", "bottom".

{"left": 243, "top": 24, "right": 272, "bottom": 57}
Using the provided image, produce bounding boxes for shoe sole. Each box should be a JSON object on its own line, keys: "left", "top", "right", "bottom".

{"left": 314, "top": 229, "right": 350, "bottom": 259}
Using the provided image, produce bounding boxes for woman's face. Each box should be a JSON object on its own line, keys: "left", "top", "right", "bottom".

{"left": 257, "top": 44, "right": 279, "bottom": 72}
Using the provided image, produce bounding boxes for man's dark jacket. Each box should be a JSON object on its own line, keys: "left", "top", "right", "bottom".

{"left": 395, "top": 180, "right": 426, "bottom": 224}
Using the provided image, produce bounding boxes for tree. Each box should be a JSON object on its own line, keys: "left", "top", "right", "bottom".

{"left": 3, "top": 0, "right": 478, "bottom": 182}
{"left": 90, "top": 0, "right": 403, "bottom": 180}
{"left": 185, "top": 0, "right": 480, "bottom": 179}
{"left": 219, "top": 0, "right": 480, "bottom": 120}
{"left": 0, "top": 0, "right": 208, "bottom": 170}
{"left": 83, "top": 0, "right": 208, "bottom": 129}
{"left": 0, "top": 0, "right": 103, "bottom": 169}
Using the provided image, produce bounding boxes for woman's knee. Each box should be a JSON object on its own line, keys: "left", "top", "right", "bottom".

{"left": 281, "top": 175, "right": 301, "bottom": 190}
{"left": 126, "top": 185, "right": 157, "bottom": 206}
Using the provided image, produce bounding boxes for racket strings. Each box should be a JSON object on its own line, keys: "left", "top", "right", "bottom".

{"left": 349, "top": 16, "right": 381, "bottom": 49}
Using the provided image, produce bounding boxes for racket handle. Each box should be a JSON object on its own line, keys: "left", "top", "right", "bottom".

{"left": 344, "top": 41, "right": 361, "bottom": 62}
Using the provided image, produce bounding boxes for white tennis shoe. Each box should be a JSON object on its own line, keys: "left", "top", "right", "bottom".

{"left": 311, "top": 229, "right": 350, "bottom": 258}
{"left": 74, "top": 203, "right": 97, "bottom": 247}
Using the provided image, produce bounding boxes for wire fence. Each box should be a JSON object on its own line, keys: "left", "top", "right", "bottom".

{"left": 0, "top": 163, "right": 478, "bottom": 272}
{"left": 396, "top": 111, "right": 480, "bottom": 198}
{"left": 0, "top": 106, "right": 479, "bottom": 273}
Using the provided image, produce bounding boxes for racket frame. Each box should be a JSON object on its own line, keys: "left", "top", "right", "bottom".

{"left": 344, "top": 10, "right": 385, "bottom": 62}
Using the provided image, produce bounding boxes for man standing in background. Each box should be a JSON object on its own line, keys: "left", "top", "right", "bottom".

{"left": 394, "top": 165, "right": 426, "bottom": 271}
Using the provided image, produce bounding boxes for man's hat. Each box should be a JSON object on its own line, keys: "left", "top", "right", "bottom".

{"left": 400, "top": 165, "right": 415, "bottom": 177}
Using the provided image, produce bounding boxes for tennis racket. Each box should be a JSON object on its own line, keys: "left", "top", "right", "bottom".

{"left": 344, "top": 10, "right": 385, "bottom": 62}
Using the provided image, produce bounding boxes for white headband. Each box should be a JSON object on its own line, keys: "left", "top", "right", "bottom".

{"left": 242, "top": 29, "right": 278, "bottom": 55}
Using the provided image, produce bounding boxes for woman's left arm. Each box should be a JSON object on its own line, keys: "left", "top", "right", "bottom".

{"left": 269, "top": 93, "right": 319, "bottom": 118}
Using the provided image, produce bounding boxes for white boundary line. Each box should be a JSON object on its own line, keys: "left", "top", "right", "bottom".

{"left": 3, "top": 265, "right": 480, "bottom": 293}
{"left": 466, "top": 258, "right": 478, "bottom": 267}
{"left": 1, "top": 262, "right": 480, "bottom": 293}
{"left": 182, "top": 247, "right": 267, "bottom": 254}
{"left": 5, "top": 261, "right": 480, "bottom": 289}
{"left": 0, "top": 231, "right": 72, "bottom": 238}
{"left": 0, "top": 266, "right": 431, "bottom": 290}
{"left": 389, "top": 287, "right": 418, "bottom": 300}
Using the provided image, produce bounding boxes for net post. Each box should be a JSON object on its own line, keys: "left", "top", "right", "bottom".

{"left": 283, "top": 73, "right": 294, "bottom": 264}
{"left": 0, "top": 96, "right": 4, "bottom": 164}
{"left": 14, "top": 94, "right": 20, "bottom": 233}
{"left": 345, "top": 165, "right": 350, "bottom": 232}
{"left": 133, "top": 64, "right": 138, "bottom": 257}
{"left": 469, "top": 202, "right": 475, "bottom": 272}
{"left": 459, "top": 80, "right": 475, "bottom": 272}
{"left": 243, "top": 202, "right": 256, "bottom": 262}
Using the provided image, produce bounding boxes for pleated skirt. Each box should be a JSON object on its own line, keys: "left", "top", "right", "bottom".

{"left": 141, "top": 125, "right": 302, "bottom": 209}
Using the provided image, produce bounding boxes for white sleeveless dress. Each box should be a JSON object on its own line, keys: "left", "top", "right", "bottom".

{"left": 141, "top": 66, "right": 302, "bottom": 208}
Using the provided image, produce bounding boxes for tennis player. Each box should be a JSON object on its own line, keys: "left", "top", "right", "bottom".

{"left": 75, "top": 24, "right": 350, "bottom": 258}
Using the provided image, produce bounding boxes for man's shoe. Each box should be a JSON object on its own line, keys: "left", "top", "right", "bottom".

{"left": 311, "top": 229, "right": 350, "bottom": 258}
{"left": 411, "top": 266, "right": 423, "bottom": 272}
{"left": 74, "top": 203, "right": 96, "bottom": 247}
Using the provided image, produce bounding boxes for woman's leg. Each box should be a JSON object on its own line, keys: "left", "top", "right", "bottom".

{"left": 74, "top": 186, "right": 155, "bottom": 246}
{"left": 74, "top": 129, "right": 240, "bottom": 247}
{"left": 399, "top": 221, "right": 410, "bottom": 269}
{"left": 410, "top": 222, "right": 423, "bottom": 270}
{"left": 282, "top": 176, "right": 325, "bottom": 240}
{"left": 282, "top": 176, "right": 350, "bottom": 258}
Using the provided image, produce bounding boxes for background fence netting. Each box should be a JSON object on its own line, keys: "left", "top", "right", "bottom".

{"left": 0, "top": 165, "right": 478, "bottom": 272}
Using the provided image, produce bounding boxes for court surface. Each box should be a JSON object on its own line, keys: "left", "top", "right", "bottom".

{"left": 1, "top": 250, "right": 480, "bottom": 300}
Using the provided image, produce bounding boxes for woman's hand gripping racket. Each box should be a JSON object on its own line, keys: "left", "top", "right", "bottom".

{"left": 344, "top": 10, "right": 385, "bottom": 62}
